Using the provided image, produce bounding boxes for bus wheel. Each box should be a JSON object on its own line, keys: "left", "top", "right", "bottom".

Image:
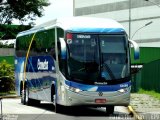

{"left": 22, "top": 86, "right": 40, "bottom": 105}
{"left": 21, "top": 89, "right": 26, "bottom": 105}
{"left": 51, "top": 85, "right": 55, "bottom": 103}
{"left": 24, "top": 86, "right": 31, "bottom": 105}
{"left": 106, "top": 106, "right": 114, "bottom": 115}
{"left": 21, "top": 85, "right": 29, "bottom": 105}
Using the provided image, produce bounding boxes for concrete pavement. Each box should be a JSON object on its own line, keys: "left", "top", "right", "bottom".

{"left": 130, "top": 93, "right": 160, "bottom": 120}
{"left": 0, "top": 98, "right": 134, "bottom": 120}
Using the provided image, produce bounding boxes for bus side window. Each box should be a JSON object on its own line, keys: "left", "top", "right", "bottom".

{"left": 49, "top": 42, "right": 56, "bottom": 59}
{"left": 57, "top": 41, "right": 61, "bottom": 59}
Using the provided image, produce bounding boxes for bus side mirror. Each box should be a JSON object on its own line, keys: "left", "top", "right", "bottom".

{"left": 59, "top": 38, "right": 67, "bottom": 59}
{"left": 129, "top": 40, "right": 140, "bottom": 60}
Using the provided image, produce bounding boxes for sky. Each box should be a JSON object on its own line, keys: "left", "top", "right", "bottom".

{"left": 13, "top": 0, "right": 73, "bottom": 25}
{"left": 35, "top": 0, "right": 73, "bottom": 25}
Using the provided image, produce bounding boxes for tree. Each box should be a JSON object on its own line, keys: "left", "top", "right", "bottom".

{"left": 0, "top": 60, "right": 14, "bottom": 92}
{"left": 0, "top": 24, "right": 31, "bottom": 39}
{"left": 0, "top": 0, "right": 50, "bottom": 24}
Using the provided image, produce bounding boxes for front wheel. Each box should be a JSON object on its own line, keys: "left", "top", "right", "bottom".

{"left": 106, "top": 106, "right": 114, "bottom": 115}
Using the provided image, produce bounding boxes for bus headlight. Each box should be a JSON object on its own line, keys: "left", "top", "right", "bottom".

{"left": 118, "top": 87, "right": 130, "bottom": 93}
{"left": 66, "top": 85, "right": 82, "bottom": 93}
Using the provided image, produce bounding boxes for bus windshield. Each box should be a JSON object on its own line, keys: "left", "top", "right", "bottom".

{"left": 67, "top": 34, "right": 129, "bottom": 84}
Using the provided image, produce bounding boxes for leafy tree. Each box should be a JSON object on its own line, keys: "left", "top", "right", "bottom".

{"left": 0, "top": 24, "right": 31, "bottom": 39}
{"left": 0, "top": 0, "right": 50, "bottom": 24}
{"left": 0, "top": 60, "right": 14, "bottom": 92}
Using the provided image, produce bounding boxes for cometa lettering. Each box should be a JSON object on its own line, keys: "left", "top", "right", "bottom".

{"left": 37, "top": 59, "right": 48, "bottom": 70}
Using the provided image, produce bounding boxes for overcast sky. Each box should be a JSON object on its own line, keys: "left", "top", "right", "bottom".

{"left": 35, "top": 0, "right": 73, "bottom": 25}
{"left": 13, "top": 0, "right": 73, "bottom": 25}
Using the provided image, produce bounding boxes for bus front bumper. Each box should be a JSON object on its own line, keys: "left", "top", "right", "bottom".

{"left": 64, "top": 89, "right": 130, "bottom": 107}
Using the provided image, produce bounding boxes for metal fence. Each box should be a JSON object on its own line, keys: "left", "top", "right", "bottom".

{"left": 141, "top": 59, "right": 160, "bottom": 93}
{"left": 0, "top": 48, "right": 14, "bottom": 56}
{"left": 131, "top": 71, "right": 141, "bottom": 93}
{"left": 132, "top": 59, "right": 160, "bottom": 93}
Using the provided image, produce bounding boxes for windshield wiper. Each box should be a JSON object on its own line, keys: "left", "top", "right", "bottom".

{"left": 101, "top": 53, "right": 115, "bottom": 80}
{"left": 103, "top": 63, "right": 115, "bottom": 80}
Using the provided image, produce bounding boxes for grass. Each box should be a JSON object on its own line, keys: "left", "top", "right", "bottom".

{"left": 138, "top": 88, "right": 160, "bottom": 101}
{"left": 0, "top": 91, "right": 16, "bottom": 96}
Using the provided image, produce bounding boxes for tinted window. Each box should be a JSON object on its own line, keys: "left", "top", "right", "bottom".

{"left": 15, "top": 28, "right": 64, "bottom": 57}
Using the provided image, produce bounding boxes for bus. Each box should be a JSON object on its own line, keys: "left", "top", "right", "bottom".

{"left": 15, "top": 17, "right": 139, "bottom": 114}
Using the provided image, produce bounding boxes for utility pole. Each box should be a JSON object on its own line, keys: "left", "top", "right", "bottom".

{"left": 73, "top": 0, "right": 75, "bottom": 16}
{"left": 0, "top": 97, "right": 2, "bottom": 120}
{"left": 131, "top": 21, "right": 153, "bottom": 39}
{"left": 129, "top": 0, "right": 131, "bottom": 39}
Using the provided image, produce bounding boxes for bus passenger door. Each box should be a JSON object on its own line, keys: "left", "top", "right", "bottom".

{"left": 56, "top": 38, "right": 67, "bottom": 104}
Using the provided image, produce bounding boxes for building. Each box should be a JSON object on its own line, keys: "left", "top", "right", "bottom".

{"left": 0, "top": 39, "right": 15, "bottom": 45}
{"left": 74, "top": 0, "right": 160, "bottom": 47}
{"left": 74, "top": 0, "right": 160, "bottom": 92}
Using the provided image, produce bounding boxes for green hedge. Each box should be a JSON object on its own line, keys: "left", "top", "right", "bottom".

{"left": 0, "top": 60, "right": 15, "bottom": 92}
{"left": 0, "top": 56, "right": 14, "bottom": 66}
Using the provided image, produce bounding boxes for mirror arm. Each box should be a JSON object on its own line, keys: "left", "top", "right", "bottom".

{"left": 59, "top": 38, "right": 67, "bottom": 59}
{"left": 129, "top": 40, "right": 140, "bottom": 60}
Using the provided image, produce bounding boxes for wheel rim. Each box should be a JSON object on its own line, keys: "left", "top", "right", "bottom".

{"left": 25, "top": 89, "right": 28, "bottom": 103}
{"left": 21, "top": 90, "right": 25, "bottom": 102}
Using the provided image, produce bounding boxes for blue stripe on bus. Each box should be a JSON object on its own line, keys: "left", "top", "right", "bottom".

{"left": 65, "top": 80, "right": 131, "bottom": 92}
{"left": 69, "top": 28, "right": 125, "bottom": 33}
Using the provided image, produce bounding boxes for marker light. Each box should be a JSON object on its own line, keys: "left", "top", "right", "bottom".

{"left": 66, "top": 33, "right": 72, "bottom": 40}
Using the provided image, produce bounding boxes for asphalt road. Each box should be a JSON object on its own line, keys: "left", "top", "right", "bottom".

{"left": 0, "top": 98, "right": 134, "bottom": 120}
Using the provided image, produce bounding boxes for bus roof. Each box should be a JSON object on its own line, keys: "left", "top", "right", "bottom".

{"left": 17, "top": 17, "right": 126, "bottom": 37}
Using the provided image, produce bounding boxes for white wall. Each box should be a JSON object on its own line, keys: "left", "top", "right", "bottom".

{"left": 75, "top": 0, "right": 127, "bottom": 8}
{"left": 74, "top": 0, "right": 160, "bottom": 47}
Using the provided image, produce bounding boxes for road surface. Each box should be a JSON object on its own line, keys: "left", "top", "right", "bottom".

{"left": 0, "top": 98, "right": 134, "bottom": 120}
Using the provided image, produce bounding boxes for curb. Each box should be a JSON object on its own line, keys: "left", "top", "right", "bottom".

{"left": 0, "top": 95, "right": 19, "bottom": 99}
{"left": 128, "top": 105, "right": 144, "bottom": 120}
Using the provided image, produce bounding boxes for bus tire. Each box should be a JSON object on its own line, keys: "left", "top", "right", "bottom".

{"left": 21, "top": 84, "right": 29, "bottom": 105}
{"left": 21, "top": 84, "right": 40, "bottom": 106}
{"left": 51, "top": 85, "right": 55, "bottom": 103}
{"left": 21, "top": 89, "right": 26, "bottom": 105}
{"left": 21, "top": 82, "right": 26, "bottom": 105}
{"left": 106, "top": 106, "right": 114, "bottom": 115}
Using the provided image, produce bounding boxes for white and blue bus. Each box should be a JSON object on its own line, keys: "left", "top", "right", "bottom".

{"left": 15, "top": 17, "right": 139, "bottom": 114}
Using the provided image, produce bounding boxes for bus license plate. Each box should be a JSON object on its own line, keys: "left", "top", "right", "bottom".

{"left": 95, "top": 99, "right": 106, "bottom": 103}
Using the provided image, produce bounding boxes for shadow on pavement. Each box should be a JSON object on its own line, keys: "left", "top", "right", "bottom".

{"left": 32, "top": 103, "right": 130, "bottom": 117}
